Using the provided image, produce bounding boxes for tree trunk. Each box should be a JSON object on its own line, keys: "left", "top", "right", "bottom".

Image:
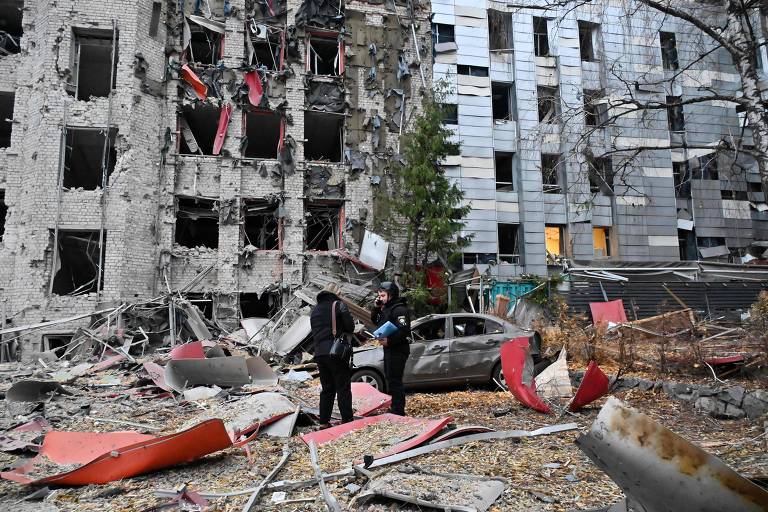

{"left": 401, "top": 225, "right": 412, "bottom": 274}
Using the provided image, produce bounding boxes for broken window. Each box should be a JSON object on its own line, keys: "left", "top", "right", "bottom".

{"left": 307, "top": 33, "right": 341, "bottom": 76}
{"left": 495, "top": 152, "right": 514, "bottom": 191}
{"left": 488, "top": 9, "right": 513, "bottom": 51}
{"left": 440, "top": 104, "right": 458, "bottom": 125}
{"left": 588, "top": 157, "right": 614, "bottom": 194}
{"left": 68, "top": 29, "right": 118, "bottom": 101}
{"left": 583, "top": 89, "right": 607, "bottom": 127}
{"left": 698, "top": 236, "right": 726, "bottom": 248}
{"left": 187, "top": 20, "right": 223, "bottom": 65}
{"left": 666, "top": 96, "right": 685, "bottom": 132}
{"left": 0, "top": 189, "right": 6, "bottom": 242}
{"left": 545, "top": 225, "right": 564, "bottom": 257}
{"left": 462, "top": 253, "right": 496, "bottom": 265}
{"left": 248, "top": 25, "right": 282, "bottom": 70}
{"left": 457, "top": 65, "right": 488, "bottom": 77}
{"left": 749, "top": 181, "right": 763, "bottom": 193}
{"left": 240, "top": 292, "right": 279, "bottom": 318}
{"left": 678, "top": 229, "right": 696, "bottom": 261}
{"left": 149, "top": 2, "right": 162, "bottom": 38}
{"left": 721, "top": 189, "right": 748, "bottom": 200}
{"left": 242, "top": 198, "right": 280, "bottom": 250}
{"left": 578, "top": 21, "right": 600, "bottom": 61}
{"left": 243, "top": 110, "right": 281, "bottom": 158}
{"left": 533, "top": 17, "right": 549, "bottom": 57}
{"left": 304, "top": 111, "right": 343, "bottom": 162}
{"left": 412, "top": 318, "right": 446, "bottom": 341}
{"left": 305, "top": 201, "right": 342, "bottom": 250}
{"left": 659, "top": 31, "right": 678, "bottom": 70}
{"left": 432, "top": 23, "right": 455, "bottom": 44}
{"left": 186, "top": 293, "right": 214, "bottom": 320}
{"left": 42, "top": 334, "right": 74, "bottom": 358}
{"left": 537, "top": 86, "right": 559, "bottom": 123}
{"left": 541, "top": 153, "right": 562, "bottom": 194}
{"left": 695, "top": 154, "right": 719, "bottom": 180}
{"left": 498, "top": 223, "right": 520, "bottom": 263}
{"left": 0, "top": 0, "right": 23, "bottom": 55}
{"left": 63, "top": 127, "right": 117, "bottom": 190}
{"left": 673, "top": 162, "right": 692, "bottom": 198}
{"left": 178, "top": 103, "right": 222, "bottom": 155}
{"left": 492, "top": 82, "right": 515, "bottom": 121}
{"left": 0, "top": 92, "right": 13, "bottom": 147}
{"left": 51, "top": 230, "right": 105, "bottom": 295}
{"left": 593, "top": 227, "right": 611, "bottom": 257}
{"left": 175, "top": 197, "right": 219, "bottom": 249}
{"left": 453, "top": 316, "right": 501, "bottom": 337}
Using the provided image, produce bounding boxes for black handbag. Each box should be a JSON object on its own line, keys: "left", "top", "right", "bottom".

{"left": 328, "top": 301, "right": 351, "bottom": 360}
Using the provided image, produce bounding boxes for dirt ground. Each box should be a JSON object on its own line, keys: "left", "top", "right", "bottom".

{"left": 1, "top": 370, "right": 765, "bottom": 512}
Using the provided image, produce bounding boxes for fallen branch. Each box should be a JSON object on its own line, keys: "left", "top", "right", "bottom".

{"left": 242, "top": 444, "right": 291, "bottom": 512}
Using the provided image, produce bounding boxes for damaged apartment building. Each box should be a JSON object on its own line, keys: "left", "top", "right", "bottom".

{"left": 0, "top": 0, "right": 431, "bottom": 352}
{"left": 434, "top": 1, "right": 768, "bottom": 277}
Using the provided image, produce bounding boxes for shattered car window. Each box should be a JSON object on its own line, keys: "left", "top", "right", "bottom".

{"left": 452, "top": 317, "right": 489, "bottom": 337}
{"left": 411, "top": 319, "right": 446, "bottom": 341}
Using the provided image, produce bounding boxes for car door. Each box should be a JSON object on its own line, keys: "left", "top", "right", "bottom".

{"left": 448, "top": 316, "right": 507, "bottom": 381}
{"left": 403, "top": 318, "right": 451, "bottom": 387}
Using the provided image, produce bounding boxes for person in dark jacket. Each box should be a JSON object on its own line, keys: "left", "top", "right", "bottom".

{"left": 310, "top": 283, "right": 355, "bottom": 425}
{"left": 370, "top": 281, "right": 411, "bottom": 416}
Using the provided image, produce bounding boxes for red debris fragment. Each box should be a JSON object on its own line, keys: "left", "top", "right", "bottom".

{"left": 500, "top": 338, "right": 551, "bottom": 414}
{"left": 170, "top": 341, "right": 206, "bottom": 360}
{"left": 180, "top": 64, "right": 208, "bottom": 100}
{"left": 212, "top": 103, "right": 232, "bottom": 156}
{"left": 569, "top": 360, "right": 610, "bottom": 412}
{"left": 244, "top": 71, "right": 263, "bottom": 107}
{"left": 589, "top": 299, "right": 628, "bottom": 325}
{"left": 351, "top": 382, "right": 392, "bottom": 416}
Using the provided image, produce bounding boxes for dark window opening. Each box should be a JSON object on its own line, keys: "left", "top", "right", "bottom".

{"left": 68, "top": 30, "right": 118, "bottom": 101}
{"left": 748, "top": 181, "right": 763, "bottom": 193}
{"left": 588, "top": 156, "right": 614, "bottom": 194}
{"left": 244, "top": 110, "right": 281, "bottom": 158}
{"left": 186, "top": 293, "right": 214, "bottom": 320}
{"left": 0, "top": 189, "right": 6, "bottom": 242}
{"left": 412, "top": 318, "right": 446, "bottom": 341}
{"left": 63, "top": 127, "right": 117, "bottom": 190}
{"left": 175, "top": 197, "right": 219, "bottom": 249}
{"left": 304, "top": 111, "right": 343, "bottom": 162}
{"left": 188, "top": 24, "right": 223, "bottom": 65}
{"left": 462, "top": 253, "right": 496, "bottom": 265}
{"left": 492, "top": 82, "right": 515, "bottom": 121}
{"left": 247, "top": 22, "right": 283, "bottom": 69}
{"left": 495, "top": 152, "right": 514, "bottom": 191}
{"left": 678, "top": 229, "right": 696, "bottom": 261}
{"left": 695, "top": 154, "right": 719, "bottom": 180}
{"left": 541, "top": 153, "right": 562, "bottom": 194}
{"left": 488, "top": 9, "right": 513, "bottom": 51}
{"left": 441, "top": 103, "right": 458, "bottom": 124}
{"left": 0, "top": 92, "right": 13, "bottom": 148}
{"left": 578, "top": 20, "right": 599, "bottom": 61}
{"left": 43, "top": 334, "right": 74, "bottom": 358}
{"left": 306, "top": 201, "right": 342, "bottom": 250}
{"left": 240, "top": 292, "right": 279, "bottom": 318}
{"left": 721, "top": 189, "right": 748, "bottom": 200}
{"left": 673, "top": 162, "right": 691, "bottom": 198}
{"left": 457, "top": 64, "right": 489, "bottom": 77}
{"left": 179, "top": 103, "right": 221, "bottom": 155}
{"left": 533, "top": 17, "right": 549, "bottom": 57}
{"left": 51, "top": 230, "right": 105, "bottom": 295}
{"left": 666, "top": 96, "right": 685, "bottom": 132}
{"left": 453, "top": 316, "right": 496, "bottom": 337}
{"left": 251, "top": 40, "right": 280, "bottom": 70}
{"left": 697, "top": 236, "right": 726, "bottom": 248}
{"left": 0, "top": 0, "right": 23, "bottom": 55}
{"left": 498, "top": 223, "right": 520, "bottom": 263}
{"left": 432, "top": 23, "right": 455, "bottom": 44}
{"left": 149, "top": 2, "right": 162, "bottom": 37}
{"left": 307, "top": 35, "right": 340, "bottom": 76}
{"left": 583, "top": 89, "right": 606, "bottom": 126}
{"left": 243, "top": 198, "right": 280, "bottom": 250}
{"left": 660, "top": 31, "right": 678, "bottom": 70}
{"left": 537, "top": 86, "right": 559, "bottom": 123}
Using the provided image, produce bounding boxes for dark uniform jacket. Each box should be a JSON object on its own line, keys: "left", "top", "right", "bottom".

{"left": 371, "top": 297, "right": 411, "bottom": 355}
{"left": 311, "top": 291, "right": 355, "bottom": 358}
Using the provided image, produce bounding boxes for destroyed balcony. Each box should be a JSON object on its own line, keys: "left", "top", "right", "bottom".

{"left": 305, "top": 165, "right": 345, "bottom": 199}
{"left": 246, "top": 21, "right": 284, "bottom": 71}
{"left": 241, "top": 198, "right": 282, "bottom": 251}
{"left": 177, "top": 102, "right": 231, "bottom": 157}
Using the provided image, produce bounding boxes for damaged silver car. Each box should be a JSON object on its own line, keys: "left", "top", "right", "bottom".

{"left": 351, "top": 313, "right": 540, "bottom": 391}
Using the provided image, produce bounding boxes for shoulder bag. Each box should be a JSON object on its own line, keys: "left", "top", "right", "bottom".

{"left": 328, "top": 301, "right": 352, "bottom": 360}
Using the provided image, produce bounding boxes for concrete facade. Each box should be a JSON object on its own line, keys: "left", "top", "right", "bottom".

{"left": 433, "top": 1, "right": 768, "bottom": 277}
{"left": 0, "top": 0, "right": 431, "bottom": 351}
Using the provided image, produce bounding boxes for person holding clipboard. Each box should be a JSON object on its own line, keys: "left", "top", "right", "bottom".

{"left": 370, "top": 281, "right": 411, "bottom": 416}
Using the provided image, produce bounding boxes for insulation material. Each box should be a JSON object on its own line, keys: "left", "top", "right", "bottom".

{"left": 295, "top": 0, "right": 344, "bottom": 29}
{"left": 534, "top": 348, "right": 572, "bottom": 398}
{"left": 307, "top": 166, "right": 344, "bottom": 197}
{"left": 306, "top": 81, "right": 345, "bottom": 112}
{"left": 181, "top": 64, "right": 208, "bottom": 99}
{"left": 212, "top": 103, "right": 232, "bottom": 155}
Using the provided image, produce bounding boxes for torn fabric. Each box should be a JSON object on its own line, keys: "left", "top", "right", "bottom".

{"left": 244, "top": 71, "right": 264, "bottom": 107}
{"left": 212, "top": 103, "right": 233, "bottom": 155}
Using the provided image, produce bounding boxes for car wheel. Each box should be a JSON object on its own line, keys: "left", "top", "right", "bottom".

{"left": 492, "top": 362, "right": 507, "bottom": 391}
{"left": 351, "top": 368, "right": 385, "bottom": 391}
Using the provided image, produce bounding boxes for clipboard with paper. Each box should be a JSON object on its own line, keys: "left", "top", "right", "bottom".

{"left": 372, "top": 321, "right": 399, "bottom": 339}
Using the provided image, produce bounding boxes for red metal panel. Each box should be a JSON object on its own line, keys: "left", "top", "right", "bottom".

{"left": 705, "top": 355, "right": 745, "bottom": 365}
{"left": 351, "top": 382, "right": 391, "bottom": 416}
{"left": 143, "top": 361, "right": 172, "bottom": 392}
{"left": 170, "top": 341, "right": 206, "bottom": 360}
{"left": 180, "top": 64, "right": 208, "bottom": 100}
{"left": 92, "top": 354, "right": 127, "bottom": 372}
{"left": 1, "top": 419, "right": 232, "bottom": 486}
{"left": 569, "top": 361, "right": 610, "bottom": 412}
{"left": 429, "top": 426, "right": 495, "bottom": 444}
{"left": 589, "top": 299, "right": 628, "bottom": 325}
{"left": 212, "top": 104, "right": 232, "bottom": 156}
{"left": 300, "top": 414, "right": 451, "bottom": 460}
{"left": 244, "top": 71, "right": 263, "bottom": 107}
{"left": 500, "top": 338, "right": 551, "bottom": 414}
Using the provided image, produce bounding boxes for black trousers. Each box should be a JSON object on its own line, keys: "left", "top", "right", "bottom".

{"left": 315, "top": 355, "right": 353, "bottom": 423}
{"left": 384, "top": 350, "right": 408, "bottom": 416}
